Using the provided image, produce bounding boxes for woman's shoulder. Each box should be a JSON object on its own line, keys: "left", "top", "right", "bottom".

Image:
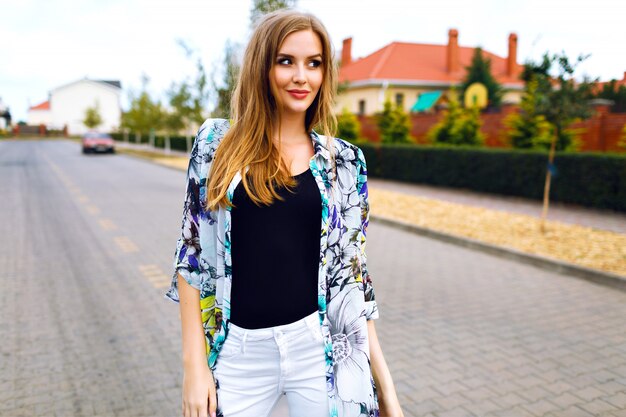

{"left": 196, "top": 118, "right": 231, "bottom": 149}
{"left": 326, "top": 135, "right": 366, "bottom": 166}
{"left": 187, "top": 119, "right": 231, "bottom": 168}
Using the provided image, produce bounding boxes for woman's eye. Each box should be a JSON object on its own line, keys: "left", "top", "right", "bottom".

{"left": 309, "top": 59, "right": 322, "bottom": 68}
{"left": 277, "top": 57, "right": 292, "bottom": 65}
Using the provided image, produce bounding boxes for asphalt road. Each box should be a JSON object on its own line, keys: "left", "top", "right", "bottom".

{"left": 1, "top": 139, "right": 625, "bottom": 417}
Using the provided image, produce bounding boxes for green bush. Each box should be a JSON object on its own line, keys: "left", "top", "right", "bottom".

{"left": 358, "top": 143, "right": 626, "bottom": 212}
{"left": 427, "top": 92, "right": 484, "bottom": 146}
{"left": 154, "top": 135, "right": 189, "bottom": 152}
{"left": 110, "top": 132, "right": 190, "bottom": 152}
{"left": 376, "top": 100, "right": 413, "bottom": 144}
{"left": 337, "top": 108, "right": 361, "bottom": 142}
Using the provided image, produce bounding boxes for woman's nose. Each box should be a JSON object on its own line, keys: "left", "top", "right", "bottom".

{"left": 292, "top": 64, "right": 306, "bottom": 84}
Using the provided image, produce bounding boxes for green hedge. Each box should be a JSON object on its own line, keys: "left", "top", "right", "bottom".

{"left": 111, "top": 132, "right": 146, "bottom": 144}
{"left": 356, "top": 142, "right": 626, "bottom": 212}
{"left": 110, "top": 132, "right": 191, "bottom": 152}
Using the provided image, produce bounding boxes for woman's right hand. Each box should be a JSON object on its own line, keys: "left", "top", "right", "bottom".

{"left": 182, "top": 363, "right": 217, "bottom": 417}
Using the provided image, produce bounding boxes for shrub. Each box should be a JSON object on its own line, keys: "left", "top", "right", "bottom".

{"left": 358, "top": 143, "right": 626, "bottom": 212}
{"left": 337, "top": 108, "right": 361, "bottom": 142}
{"left": 428, "top": 93, "right": 484, "bottom": 146}
{"left": 376, "top": 100, "right": 413, "bottom": 144}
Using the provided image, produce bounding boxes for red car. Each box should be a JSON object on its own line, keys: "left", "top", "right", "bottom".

{"left": 82, "top": 132, "right": 115, "bottom": 154}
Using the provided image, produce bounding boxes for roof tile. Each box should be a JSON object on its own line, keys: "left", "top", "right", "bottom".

{"left": 340, "top": 41, "right": 524, "bottom": 85}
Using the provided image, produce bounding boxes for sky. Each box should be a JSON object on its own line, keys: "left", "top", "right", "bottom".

{"left": 2, "top": 0, "right": 626, "bottom": 122}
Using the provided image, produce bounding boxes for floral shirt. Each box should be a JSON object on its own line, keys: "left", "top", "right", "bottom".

{"left": 165, "top": 118, "right": 380, "bottom": 417}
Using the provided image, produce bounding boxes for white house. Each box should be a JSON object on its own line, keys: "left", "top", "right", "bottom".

{"left": 27, "top": 100, "right": 51, "bottom": 126}
{"left": 28, "top": 78, "right": 122, "bottom": 135}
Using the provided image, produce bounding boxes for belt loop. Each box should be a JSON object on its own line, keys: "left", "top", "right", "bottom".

{"left": 305, "top": 312, "right": 320, "bottom": 339}
{"left": 306, "top": 311, "right": 317, "bottom": 330}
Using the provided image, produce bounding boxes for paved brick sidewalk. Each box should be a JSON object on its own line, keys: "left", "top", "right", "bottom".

{"left": 369, "top": 178, "right": 626, "bottom": 235}
{"left": 366, "top": 221, "right": 626, "bottom": 417}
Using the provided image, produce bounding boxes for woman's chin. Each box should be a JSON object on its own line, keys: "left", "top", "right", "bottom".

{"left": 282, "top": 106, "right": 310, "bottom": 117}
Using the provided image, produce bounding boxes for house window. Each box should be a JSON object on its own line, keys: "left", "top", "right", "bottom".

{"left": 395, "top": 93, "right": 404, "bottom": 107}
{"left": 358, "top": 100, "right": 366, "bottom": 115}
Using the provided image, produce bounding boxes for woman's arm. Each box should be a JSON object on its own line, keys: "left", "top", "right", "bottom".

{"left": 179, "top": 274, "right": 217, "bottom": 417}
{"left": 179, "top": 273, "right": 209, "bottom": 368}
{"left": 368, "top": 319, "right": 404, "bottom": 417}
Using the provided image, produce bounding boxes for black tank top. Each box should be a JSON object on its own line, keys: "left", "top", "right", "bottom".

{"left": 229, "top": 168, "right": 321, "bottom": 329}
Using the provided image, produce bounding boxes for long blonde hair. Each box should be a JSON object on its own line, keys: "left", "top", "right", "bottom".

{"left": 206, "top": 9, "right": 337, "bottom": 211}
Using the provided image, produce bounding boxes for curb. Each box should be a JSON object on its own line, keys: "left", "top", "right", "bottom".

{"left": 371, "top": 214, "right": 626, "bottom": 293}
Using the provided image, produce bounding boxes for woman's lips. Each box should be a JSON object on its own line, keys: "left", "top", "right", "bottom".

{"left": 287, "top": 90, "right": 309, "bottom": 99}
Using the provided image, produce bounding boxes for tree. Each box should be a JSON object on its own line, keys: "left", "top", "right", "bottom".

{"left": 460, "top": 47, "right": 503, "bottom": 109}
{"left": 172, "top": 39, "right": 211, "bottom": 129}
{"left": 121, "top": 75, "right": 164, "bottom": 135}
{"left": 521, "top": 52, "right": 594, "bottom": 151}
{"left": 337, "top": 108, "right": 361, "bottom": 142}
{"left": 376, "top": 100, "right": 412, "bottom": 144}
{"left": 211, "top": 40, "right": 241, "bottom": 119}
{"left": 427, "top": 91, "right": 484, "bottom": 146}
{"left": 164, "top": 80, "right": 192, "bottom": 134}
{"left": 83, "top": 102, "right": 103, "bottom": 130}
{"left": 250, "top": 0, "right": 297, "bottom": 27}
{"left": 521, "top": 52, "right": 595, "bottom": 230}
{"left": 505, "top": 79, "right": 553, "bottom": 149}
{"left": 191, "top": 58, "right": 211, "bottom": 125}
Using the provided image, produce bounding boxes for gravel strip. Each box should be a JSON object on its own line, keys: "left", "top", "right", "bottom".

{"left": 369, "top": 189, "right": 626, "bottom": 277}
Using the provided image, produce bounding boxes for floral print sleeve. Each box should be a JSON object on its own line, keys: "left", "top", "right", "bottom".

{"left": 356, "top": 147, "right": 378, "bottom": 320}
{"left": 165, "top": 119, "right": 229, "bottom": 367}
{"left": 165, "top": 120, "right": 212, "bottom": 301}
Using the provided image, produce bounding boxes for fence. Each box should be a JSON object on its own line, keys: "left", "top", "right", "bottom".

{"left": 358, "top": 103, "right": 626, "bottom": 152}
{"left": 12, "top": 124, "right": 68, "bottom": 137}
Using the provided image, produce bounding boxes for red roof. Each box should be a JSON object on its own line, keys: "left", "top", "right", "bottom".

{"left": 594, "top": 71, "right": 626, "bottom": 91}
{"left": 30, "top": 101, "right": 50, "bottom": 111}
{"left": 339, "top": 41, "right": 524, "bottom": 86}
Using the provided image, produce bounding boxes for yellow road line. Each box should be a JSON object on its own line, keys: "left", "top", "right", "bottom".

{"left": 114, "top": 236, "right": 139, "bottom": 253}
{"left": 86, "top": 205, "right": 100, "bottom": 215}
{"left": 98, "top": 219, "right": 118, "bottom": 231}
{"left": 139, "top": 264, "right": 170, "bottom": 288}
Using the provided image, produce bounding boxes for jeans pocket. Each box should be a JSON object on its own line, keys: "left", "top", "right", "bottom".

{"left": 217, "top": 335, "right": 243, "bottom": 360}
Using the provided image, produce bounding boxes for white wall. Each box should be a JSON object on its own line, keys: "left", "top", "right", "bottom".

{"left": 50, "top": 80, "right": 121, "bottom": 135}
{"left": 27, "top": 109, "right": 52, "bottom": 126}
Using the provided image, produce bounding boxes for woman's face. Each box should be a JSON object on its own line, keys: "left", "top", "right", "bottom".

{"left": 271, "top": 29, "right": 324, "bottom": 118}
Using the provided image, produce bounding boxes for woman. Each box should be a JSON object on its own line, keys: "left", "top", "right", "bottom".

{"left": 165, "top": 9, "right": 404, "bottom": 417}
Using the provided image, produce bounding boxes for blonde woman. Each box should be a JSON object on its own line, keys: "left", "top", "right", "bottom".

{"left": 165, "top": 10, "right": 403, "bottom": 417}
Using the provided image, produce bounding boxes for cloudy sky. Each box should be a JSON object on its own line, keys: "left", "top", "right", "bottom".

{"left": 2, "top": 0, "right": 625, "bottom": 121}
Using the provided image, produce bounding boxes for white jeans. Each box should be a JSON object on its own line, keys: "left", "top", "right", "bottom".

{"left": 213, "top": 311, "right": 328, "bottom": 417}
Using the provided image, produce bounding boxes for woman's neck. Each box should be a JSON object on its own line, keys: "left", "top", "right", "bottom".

{"left": 274, "top": 112, "right": 308, "bottom": 145}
